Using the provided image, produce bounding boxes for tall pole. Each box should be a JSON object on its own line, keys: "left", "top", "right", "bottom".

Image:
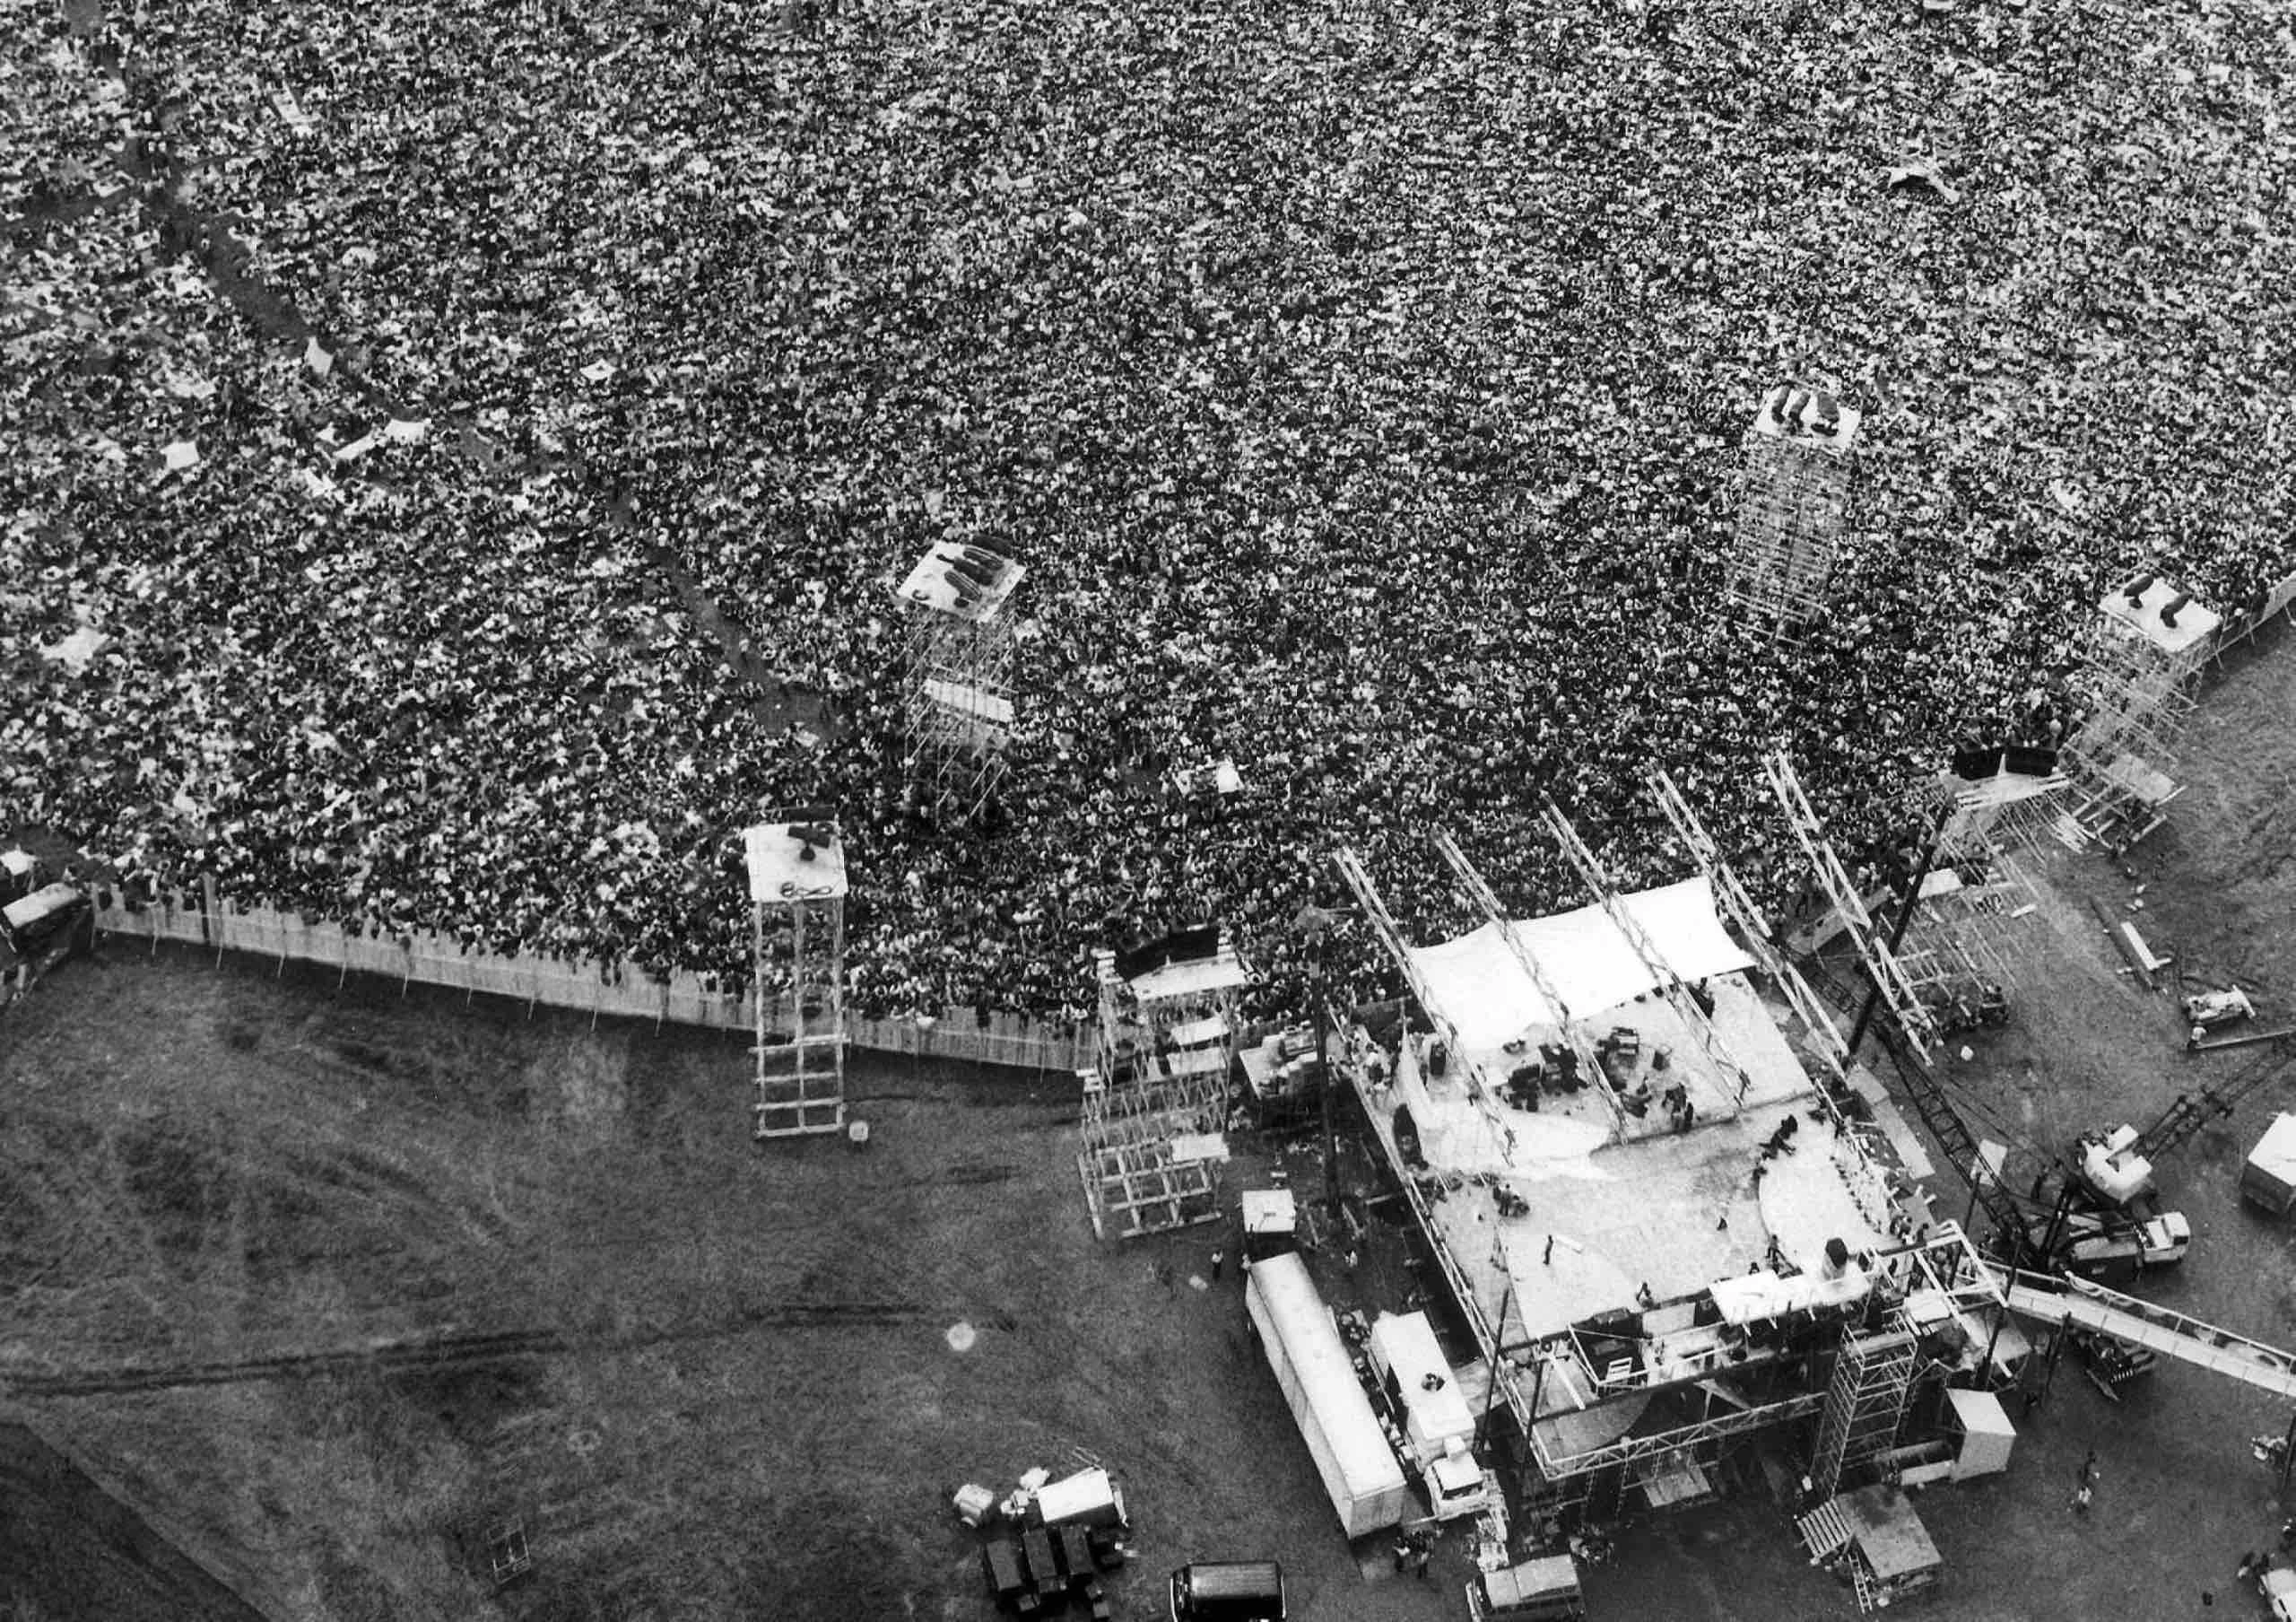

{"left": 1318, "top": 935, "right": 1342, "bottom": 1222}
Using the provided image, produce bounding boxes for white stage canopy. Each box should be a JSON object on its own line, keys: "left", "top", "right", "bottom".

{"left": 1405, "top": 877, "right": 1755, "bottom": 1050}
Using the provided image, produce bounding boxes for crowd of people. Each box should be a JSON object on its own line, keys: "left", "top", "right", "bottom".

{"left": 5, "top": 0, "right": 2292, "bottom": 1022}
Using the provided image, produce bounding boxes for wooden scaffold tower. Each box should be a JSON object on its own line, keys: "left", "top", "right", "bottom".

{"left": 895, "top": 542, "right": 1026, "bottom": 823}
{"left": 2062, "top": 572, "right": 2219, "bottom": 851}
{"left": 1723, "top": 383, "right": 1861, "bottom": 639}
{"left": 1075, "top": 929, "right": 1248, "bottom": 1240}
{"left": 745, "top": 815, "right": 848, "bottom": 1138}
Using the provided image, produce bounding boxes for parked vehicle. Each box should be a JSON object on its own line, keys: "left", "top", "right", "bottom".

{"left": 1240, "top": 1189, "right": 1300, "bottom": 1264}
{"left": 2034, "top": 1209, "right": 2191, "bottom": 1279}
{"left": 0, "top": 882, "right": 89, "bottom": 957}
{"left": 2262, "top": 1564, "right": 2296, "bottom": 1622}
{"left": 2244, "top": 1114, "right": 2296, "bottom": 1215}
{"left": 1242, "top": 1251, "right": 1408, "bottom": 1538}
{"left": 1363, "top": 1311, "right": 1499, "bottom": 1522}
{"left": 1465, "top": 1554, "right": 1586, "bottom": 1622}
{"left": 2186, "top": 987, "right": 2257, "bottom": 1031}
{"left": 1169, "top": 1560, "right": 1286, "bottom": 1622}
{"left": 2068, "top": 1326, "right": 2156, "bottom": 1400}
{"left": 2072, "top": 1124, "right": 2157, "bottom": 1213}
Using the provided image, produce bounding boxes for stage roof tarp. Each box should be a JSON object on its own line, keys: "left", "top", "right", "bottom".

{"left": 1405, "top": 877, "right": 1754, "bottom": 1049}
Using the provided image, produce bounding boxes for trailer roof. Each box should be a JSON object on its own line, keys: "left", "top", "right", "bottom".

{"left": 1248, "top": 1253, "right": 1406, "bottom": 1500}
{"left": 2249, "top": 1113, "right": 2296, "bottom": 1178}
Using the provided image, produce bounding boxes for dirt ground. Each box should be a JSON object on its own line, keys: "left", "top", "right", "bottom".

{"left": 4, "top": 630, "right": 2295, "bottom": 1622}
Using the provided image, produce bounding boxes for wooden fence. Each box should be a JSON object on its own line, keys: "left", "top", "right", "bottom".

{"left": 87, "top": 880, "right": 1092, "bottom": 1073}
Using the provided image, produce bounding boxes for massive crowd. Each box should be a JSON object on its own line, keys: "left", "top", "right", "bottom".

{"left": 4, "top": 0, "right": 2292, "bottom": 1021}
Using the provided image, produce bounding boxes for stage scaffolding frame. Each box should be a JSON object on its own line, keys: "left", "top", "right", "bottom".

{"left": 1074, "top": 938, "right": 1246, "bottom": 1240}
{"left": 1810, "top": 1330, "right": 1917, "bottom": 1497}
{"left": 1431, "top": 831, "right": 1623, "bottom": 1140}
{"left": 1330, "top": 846, "right": 1616, "bottom": 1155}
{"left": 1763, "top": 749, "right": 1939, "bottom": 1058}
{"left": 1539, "top": 799, "right": 1750, "bottom": 1106}
{"left": 1724, "top": 384, "right": 1861, "bottom": 638}
{"left": 896, "top": 543, "right": 1024, "bottom": 823}
{"left": 745, "top": 815, "right": 848, "bottom": 1138}
{"left": 1647, "top": 768, "right": 1847, "bottom": 1075}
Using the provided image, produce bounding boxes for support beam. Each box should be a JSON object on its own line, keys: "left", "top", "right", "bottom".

{"left": 1539, "top": 798, "right": 1749, "bottom": 1103}
{"left": 1763, "top": 749, "right": 1939, "bottom": 1057}
{"left": 1648, "top": 767, "right": 1847, "bottom": 1073}
{"left": 1529, "top": 1390, "right": 1831, "bottom": 1478}
{"left": 1431, "top": 831, "right": 1625, "bottom": 1138}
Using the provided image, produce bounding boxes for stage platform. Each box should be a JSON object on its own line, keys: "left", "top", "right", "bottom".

{"left": 1357, "top": 989, "right": 1895, "bottom": 1347}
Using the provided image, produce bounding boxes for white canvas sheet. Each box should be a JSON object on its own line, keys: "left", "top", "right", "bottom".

{"left": 1405, "top": 877, "right": 1754, "bottom": 1050}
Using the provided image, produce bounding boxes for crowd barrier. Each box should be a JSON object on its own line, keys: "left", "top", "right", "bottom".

{"left": 86, "top": 880, "right": 1093, "bottom": 1073}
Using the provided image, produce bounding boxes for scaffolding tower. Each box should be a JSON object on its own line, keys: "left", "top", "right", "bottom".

{"left": 1075, "top": 935, "right": 1246, "bottom": 1240}
{"left": 745, "top": 815, "right": 847, "bottom": 1138}
{"left": 1933, "top": 752, "right": 2074, "bottom": 859}
{"left": 1724, "top": 384, "right": 1861, "bottom": 637}
{"left": 1810, "top": 1330, "right": 1918, "bottom": 1497}
{"left": 896, "top": 542, "right": 1025, "bottom": 823}
{"left": 2063, "top": 573, "right": 2219, "bottom": 850}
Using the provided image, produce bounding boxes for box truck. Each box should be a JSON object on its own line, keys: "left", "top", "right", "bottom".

{"left": 1364, "top": 1311, "right": 1499, "bottom": 1521}
{"left": 1243, "top": 1251, "right": 1408, "bottom": 1539}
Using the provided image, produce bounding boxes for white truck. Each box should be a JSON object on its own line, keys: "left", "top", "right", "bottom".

{"left": 1243, "top": 1251, "right": 1408, "bottom": 1539}
{"left": 1364, "top": 1311, "right": 1500, "bottom": 1522}
{"left": 2036, "top": 1209, "right": 2191, "bottom": 1279}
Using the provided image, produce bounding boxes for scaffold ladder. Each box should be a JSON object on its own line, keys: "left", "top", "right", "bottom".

{"left": 752, "top": 886, "right": 846, "bottom": 1137}
{"left": 1810, "top": 1330, "right": 1916, "bottom": 1498}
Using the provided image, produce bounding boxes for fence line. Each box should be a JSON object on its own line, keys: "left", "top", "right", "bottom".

{"left": 87, "top": 881, "right": 1093, "bottom": 1073}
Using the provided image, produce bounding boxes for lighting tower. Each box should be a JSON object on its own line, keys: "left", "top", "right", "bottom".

{"left": 2063, "top": 571, "right": 2219, "bottom": 850}
{"left": 745, "top": 815, "right": 847, "bottom": 1138}
{"left": 895, "top": 542, "right": 1025, "bottom": 823}
{"left": 1724, "top": 383, "right": 1861, "bottom": 638}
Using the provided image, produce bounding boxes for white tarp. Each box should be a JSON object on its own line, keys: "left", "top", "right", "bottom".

{"left": 1405, "top": 877, "right": 1754, "bottom": 1050}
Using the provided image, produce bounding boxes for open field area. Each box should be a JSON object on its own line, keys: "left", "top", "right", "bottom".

{"left": 3, "top": 624, "right": 2294, "bottom": 1620}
